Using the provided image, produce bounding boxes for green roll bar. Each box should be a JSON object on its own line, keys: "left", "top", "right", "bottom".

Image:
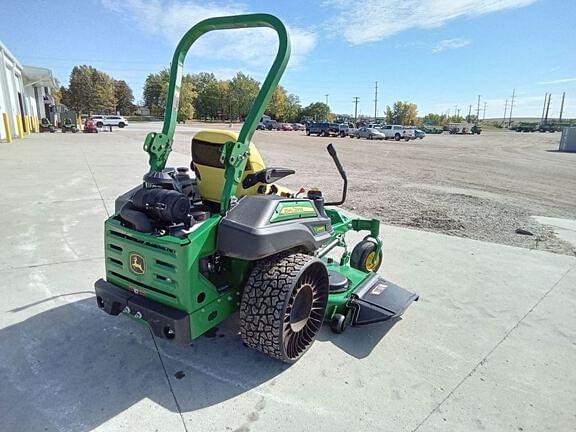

{"left": 143, "top": 13, "right": 291, "bottom": 213}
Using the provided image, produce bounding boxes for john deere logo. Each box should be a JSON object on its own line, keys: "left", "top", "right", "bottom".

{"left": 129, "top": 253, "right": 145, "bottom": 275}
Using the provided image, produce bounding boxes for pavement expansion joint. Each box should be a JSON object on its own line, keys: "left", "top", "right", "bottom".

{"left": 411, "top": 262, "right": 576, "bottom": 432}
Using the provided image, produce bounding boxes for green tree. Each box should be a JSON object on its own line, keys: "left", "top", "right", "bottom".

{"left": 114, "top": 80, "right": 135, "bottom": 115}
{"left": 66, "top": 66, "right": 94, "bottom": 113}
{"left": 422, "top": 113, "right": 447, "bottom": 125}
{"left": 92, "top": 70, "right": 116, "bottom": 113}
{"left": 216, "top": 80, "right": 230, "bottom": 120}
{"left": 265, "top": 85, "right": 289, "bottom": 120}
{"left": 385, "top": 101, "right": 418, "bottom": 125}
{"left": 65, "top": 65, "right": 116, "bottom": 113}
{"left": 229, "top": 72, "right": 260, "bottom": 119}
{"left": 301, "top": 102, "right": 331, "bottom": 122}
{"left": 143, "top": 69, "right": 169, "bottom": 116}
{"left": 143, "top": 69, "right": 197, "bottom": 121}
{"left": 189, "top": 72, "right": 220, "bottom": 120}
{"left": 285, "top": 94, "right": 302, "bottom": 123}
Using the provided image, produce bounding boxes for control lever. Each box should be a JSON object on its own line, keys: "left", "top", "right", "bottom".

{"left": 325, "top": 143, "right": 348, "bottom": 206}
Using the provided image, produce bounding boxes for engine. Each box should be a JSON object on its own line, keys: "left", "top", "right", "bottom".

{"left": 117, "top": 167, "right": 209, "bottom": 236}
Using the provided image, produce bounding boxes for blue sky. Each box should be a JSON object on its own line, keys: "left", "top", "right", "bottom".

{"left": 1, "top": 0, "right": 575, "bottom": 118}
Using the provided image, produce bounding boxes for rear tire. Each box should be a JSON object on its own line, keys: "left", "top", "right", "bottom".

{"left": 394, "top": 133, "right": 401, "bottom": 141}
{"left": 240, "top": 253, "right": 329, "bottom": 363}
{"left": 118, "top": 122, "right": 125, "bottom": 128}
{"left": 96, "top": 121, "right": 103, "bottom": 128}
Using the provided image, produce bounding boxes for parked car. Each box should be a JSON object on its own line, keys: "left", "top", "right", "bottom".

{"left": 256, "top": 122, "right": 266, "bottom": 130}
{"left": 414, "top": 129, "right": 426, "bottom": 139}
{"left": 291, "top": 123, "right": 305, "bottom": 131}
{"left": 380, "top": 124, "right": 415, "bottom": 141}
{"left": 278, "top": 122, "right": 294, "bottom": 131}
{"left": 355, "top": 127, "right": 386, "bottom": 140}
{"left": 263, "top": 119, "right": 278, "bottom": 130}
{"left": 306, "top": 121, "right": 330, "bottom": 136}
{"left": 336, "top": 123, "right": 349, "bottom": 137}
{"left": 91, "top": 115, "right": 129, "bottom": 128}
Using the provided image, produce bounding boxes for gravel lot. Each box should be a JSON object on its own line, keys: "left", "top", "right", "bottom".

{"left": 135, "top": 122, "right": 576, "bottom": 255}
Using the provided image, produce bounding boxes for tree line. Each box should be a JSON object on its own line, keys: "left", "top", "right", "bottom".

{"left": 143, "top": 69, "right": 310, "bottom": 123}
{"left": 59, "top": 65, "right": 136, "bottom": 115}
{"left": 57, "top": 64, "right": 473, "bottom": 127}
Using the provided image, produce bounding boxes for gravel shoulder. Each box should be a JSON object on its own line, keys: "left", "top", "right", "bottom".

{"left": 167, "top": 124, "right": 576, "bottom": 255}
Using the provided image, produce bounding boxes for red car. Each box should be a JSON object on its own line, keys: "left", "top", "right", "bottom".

{"left": 277, "top": 122, "right": 294, "bottom": 131}
{"left": 83, "top": 118, "right": 98, "bottom": 133}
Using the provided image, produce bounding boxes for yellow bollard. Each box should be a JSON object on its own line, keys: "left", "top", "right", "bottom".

{"left": 24, "top": 116, "right": 30, "bottom": 135}
{"left": 2, "top": 112, "right": 12, "bottom": 143}
{"left": 35, "top": 116, "right": 40, "bottom": 133}
{"left": 16, "top": 115, "right": 24, "bottom": 138}
{"left": 77, "top": 115, "right": 82, "bottom": 129}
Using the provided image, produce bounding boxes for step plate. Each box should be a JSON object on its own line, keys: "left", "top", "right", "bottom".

{"left": 348, "top": 274, "right": 418, "bottom": 326}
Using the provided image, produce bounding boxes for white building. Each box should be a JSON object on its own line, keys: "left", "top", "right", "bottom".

{"left": 1, "top": 40, "right": 58, "bottom": 142}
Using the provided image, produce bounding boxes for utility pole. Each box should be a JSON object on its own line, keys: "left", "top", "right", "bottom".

{"left": 482, "top": 102, "right": 487, "bottom": 120}
{"left": 373, "top": 81, "right": 378, "bottom": 122}
{"left": 508, "top": 88, "right": 515, "bottom": 127}
{"left": 540, "top": 93, "right": 548, "bottom": 123}
{"left": 544, "top": 93, "right": 551, "bottom": 124}
{"left": 468, "top": 104, "right": 472, "bottom": 122}
{"left": 353, "top": 97, "right": 360, "bottom": 124}
{"left": 559, "top": 91, "right": 566, "bottom": 122}
{"left": 476, "top": 95, "right": 481, "bottom": 123}
{"left": 454, "top": 105, "right": 458, "bottom": 120}
{"left": 503, "top": 99, "right": 508, "bottom": 126}
{"left": 325, "top": 94, "right": 329, "bottom": 106}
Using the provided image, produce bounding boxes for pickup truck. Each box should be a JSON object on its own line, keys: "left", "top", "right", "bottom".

{"left": 306, "top": 122, "right": 348, "bottom": 137}
{"left": 380, "top": 124, "right": 415, "bottom": 141}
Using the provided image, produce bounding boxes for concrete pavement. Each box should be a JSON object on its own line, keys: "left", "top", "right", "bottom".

{"left": 1, "top": 130, "right": 574, "bottom": 432}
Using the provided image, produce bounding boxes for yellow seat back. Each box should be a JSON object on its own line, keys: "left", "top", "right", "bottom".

{"left": 191, "top": 130, "right": 267, "bottom": 203}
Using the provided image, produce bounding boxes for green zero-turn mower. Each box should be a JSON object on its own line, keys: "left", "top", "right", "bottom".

{"left": 94, "top": 13, "right": 418, "bottom": 363}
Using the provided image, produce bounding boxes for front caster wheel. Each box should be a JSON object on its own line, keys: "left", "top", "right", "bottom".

{"left": 330, "top": 313, "right": 347, "bottom": 334}
{"left": 350, "top": 239, "right": 383, "bottom": 273}
{"left": 240, "top": 253, "right": 329, "bottom": 363}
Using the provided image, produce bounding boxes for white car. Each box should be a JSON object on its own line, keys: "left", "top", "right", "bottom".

{"left": 92, "top": 115, "right": 129, "bottom": 128}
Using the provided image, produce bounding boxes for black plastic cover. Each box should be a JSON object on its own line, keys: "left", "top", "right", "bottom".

{"left": 348, "top": 274, "right": 418, "bottom": 326}
{"left": 217, "top": 195, "right": 333, "bottom": 260}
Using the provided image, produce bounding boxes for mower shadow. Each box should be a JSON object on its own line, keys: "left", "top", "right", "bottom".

{"left": 0, "top": 298, "right": 289, "bottom": 432}
{"left": 316, "top": 318, "right": 400, "bottom": 359}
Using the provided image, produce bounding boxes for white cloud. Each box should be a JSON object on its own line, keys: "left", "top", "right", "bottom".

{"left": 538, "top": 77, "right": 576, "bottom": 85}
{"left": 432, "top": 38, "right": 470, "bottom": 52}
{"left": 101, "top": 0, "right": 317, "bottom": 69}
{"left": 323, "top": 0, "right": 537, "bottom": 44}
